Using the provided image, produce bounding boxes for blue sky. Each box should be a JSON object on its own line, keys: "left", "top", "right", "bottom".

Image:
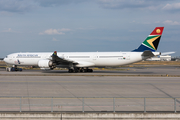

{"left": 0, "top": 0, "right": 180, "bottom": 57}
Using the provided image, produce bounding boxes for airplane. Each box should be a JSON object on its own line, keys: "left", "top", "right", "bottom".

{"left": 3, "top": 27, "right": 164, "bottom": 72}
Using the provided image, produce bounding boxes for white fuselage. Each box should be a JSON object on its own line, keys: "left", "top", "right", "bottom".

{"left": 4, "top": 52, "right": 148, "bottom": 68}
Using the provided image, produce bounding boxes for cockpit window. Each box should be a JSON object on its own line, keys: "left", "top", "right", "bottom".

{"left": 5, "top": 56, "right": 8, "bottom": 58}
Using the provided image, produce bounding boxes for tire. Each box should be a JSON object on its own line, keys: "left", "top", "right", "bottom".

{"left": 80, "top": 69, "right": 84, "bottom": 73}
{"left": 11, "top": 67, "right": 15, "bottom": 71}
{"left": 68, "top": 69, "right": 74, "bottom": 73}
{"left": 87, "top": 69, "right": 93, "bottom": 72}
{"left": 74, "top": 69, "right": 78, "bottom": 73}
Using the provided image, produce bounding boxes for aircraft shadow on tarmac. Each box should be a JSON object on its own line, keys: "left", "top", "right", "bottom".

{"left": 42, "top": 70, "right": 154, "bottom": 74}
{"left": 0, "top": 68, "right": 154, "bottom": 74}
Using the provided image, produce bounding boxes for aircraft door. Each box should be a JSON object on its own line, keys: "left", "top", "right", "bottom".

{"left": 92, "top": 54, "right": 97, "bottom": 60}
{"left": 126, "top": 53, "right": 130, "bottom": 60}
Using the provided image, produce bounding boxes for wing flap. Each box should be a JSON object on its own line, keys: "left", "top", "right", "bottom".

{"left": 75, "top": 61, "right": 95, "bottom": 67}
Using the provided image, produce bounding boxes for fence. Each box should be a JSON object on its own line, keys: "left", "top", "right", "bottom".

{"left": 0, "top": 97, "right": 179, "bottom": 113}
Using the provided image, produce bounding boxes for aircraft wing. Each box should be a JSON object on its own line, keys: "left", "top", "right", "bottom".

{"left": 0, "top": 58, "right": 4, "bottom": 60}
{"left": 51, "top": 51, "right": 95, "bottom": 67}
{"left": 51, "top": 51, "right": 77, "bottom": 64}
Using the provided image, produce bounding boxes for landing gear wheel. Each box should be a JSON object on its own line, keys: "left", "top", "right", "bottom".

{"left": 80, "top": 69, "right": 85, "bottom": 73}
{"left": 87, "top": 69, "right": 93, "bottom": 72}
{"left": 68, "top": 69, "right": 74, "bottom": 73}
{"left": 18, "top": 68, "right": 22, "bottom": 71}
{"left": 74, "top": 69, "right": 78, "bottom": 73}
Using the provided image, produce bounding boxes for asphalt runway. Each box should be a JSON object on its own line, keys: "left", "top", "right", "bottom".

{"left": 0, "top": 76, "right": 179, "bottom": 97}
{"left": 0, "top": 76, "right": 179, "bottom": 112}
{"left": 0, "top": 65, "right": 180, "bottom": 97}
{"left": 0, "top": 65, "right": 180, "bottom": 112}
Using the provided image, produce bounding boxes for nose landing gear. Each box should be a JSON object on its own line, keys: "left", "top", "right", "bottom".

{"left": 6, "top": 65, "right": 22, "bottom": 72}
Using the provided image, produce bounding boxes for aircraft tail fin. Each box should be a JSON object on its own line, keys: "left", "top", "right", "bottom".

{"left": 132, "top": 27, "right": 164, "bottom": 52}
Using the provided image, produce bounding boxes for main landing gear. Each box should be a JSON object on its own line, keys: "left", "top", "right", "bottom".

{"left": 6, "top": 65, "right": 22, "bottom": 72}
{"left": 68, "top": 67, "right": 93, "bottom": 73}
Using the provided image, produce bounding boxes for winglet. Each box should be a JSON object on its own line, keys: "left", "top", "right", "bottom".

{"left": 132, "top": 27, "right": 164, "bottom": 52}
{"left": 53, "top": 51, "right": 57, "bottom": 56}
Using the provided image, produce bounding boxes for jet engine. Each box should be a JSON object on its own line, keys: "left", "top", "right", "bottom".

{"left": 38, "top": 60, "right": 54, "bottom": 69}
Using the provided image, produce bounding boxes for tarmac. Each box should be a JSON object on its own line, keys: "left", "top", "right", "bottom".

{"left": 0, "top": 65, "right": 180, "bottom": 97}
{"left": 0, "top": 65, "right": 180, "bottom": 112}
{"left": 0, "top": 65, "right": 180, "bottom": 76}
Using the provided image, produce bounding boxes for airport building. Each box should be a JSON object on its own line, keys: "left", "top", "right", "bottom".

{"left": 147, "top": 55, "right": 172, "bottom": 61}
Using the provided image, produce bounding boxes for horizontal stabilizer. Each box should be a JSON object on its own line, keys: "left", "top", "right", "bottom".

{"left": 161, "top": 51, "right": 175, "bottom": 56}
{"left": 141, "top": 50, "right": 155, "bottom": 58}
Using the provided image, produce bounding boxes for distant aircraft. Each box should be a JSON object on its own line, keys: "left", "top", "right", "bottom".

{"left": 3, "top": 27, "right": 164, "bottom": 72}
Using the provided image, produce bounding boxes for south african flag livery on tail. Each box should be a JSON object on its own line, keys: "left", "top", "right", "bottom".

{"left": 133, "top": 27, "right": 164, "bottom": 52}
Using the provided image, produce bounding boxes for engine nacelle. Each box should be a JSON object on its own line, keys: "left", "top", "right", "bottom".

{"left": 38, "top": 59, "right": 53, "bottom": 68}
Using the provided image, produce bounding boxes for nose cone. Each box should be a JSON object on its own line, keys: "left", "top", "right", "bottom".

{"left": 3, "top": 58, "right": 7, "bottom": 63}
{"left": 4, "top": 57, "right": 9, "bottom": 64}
